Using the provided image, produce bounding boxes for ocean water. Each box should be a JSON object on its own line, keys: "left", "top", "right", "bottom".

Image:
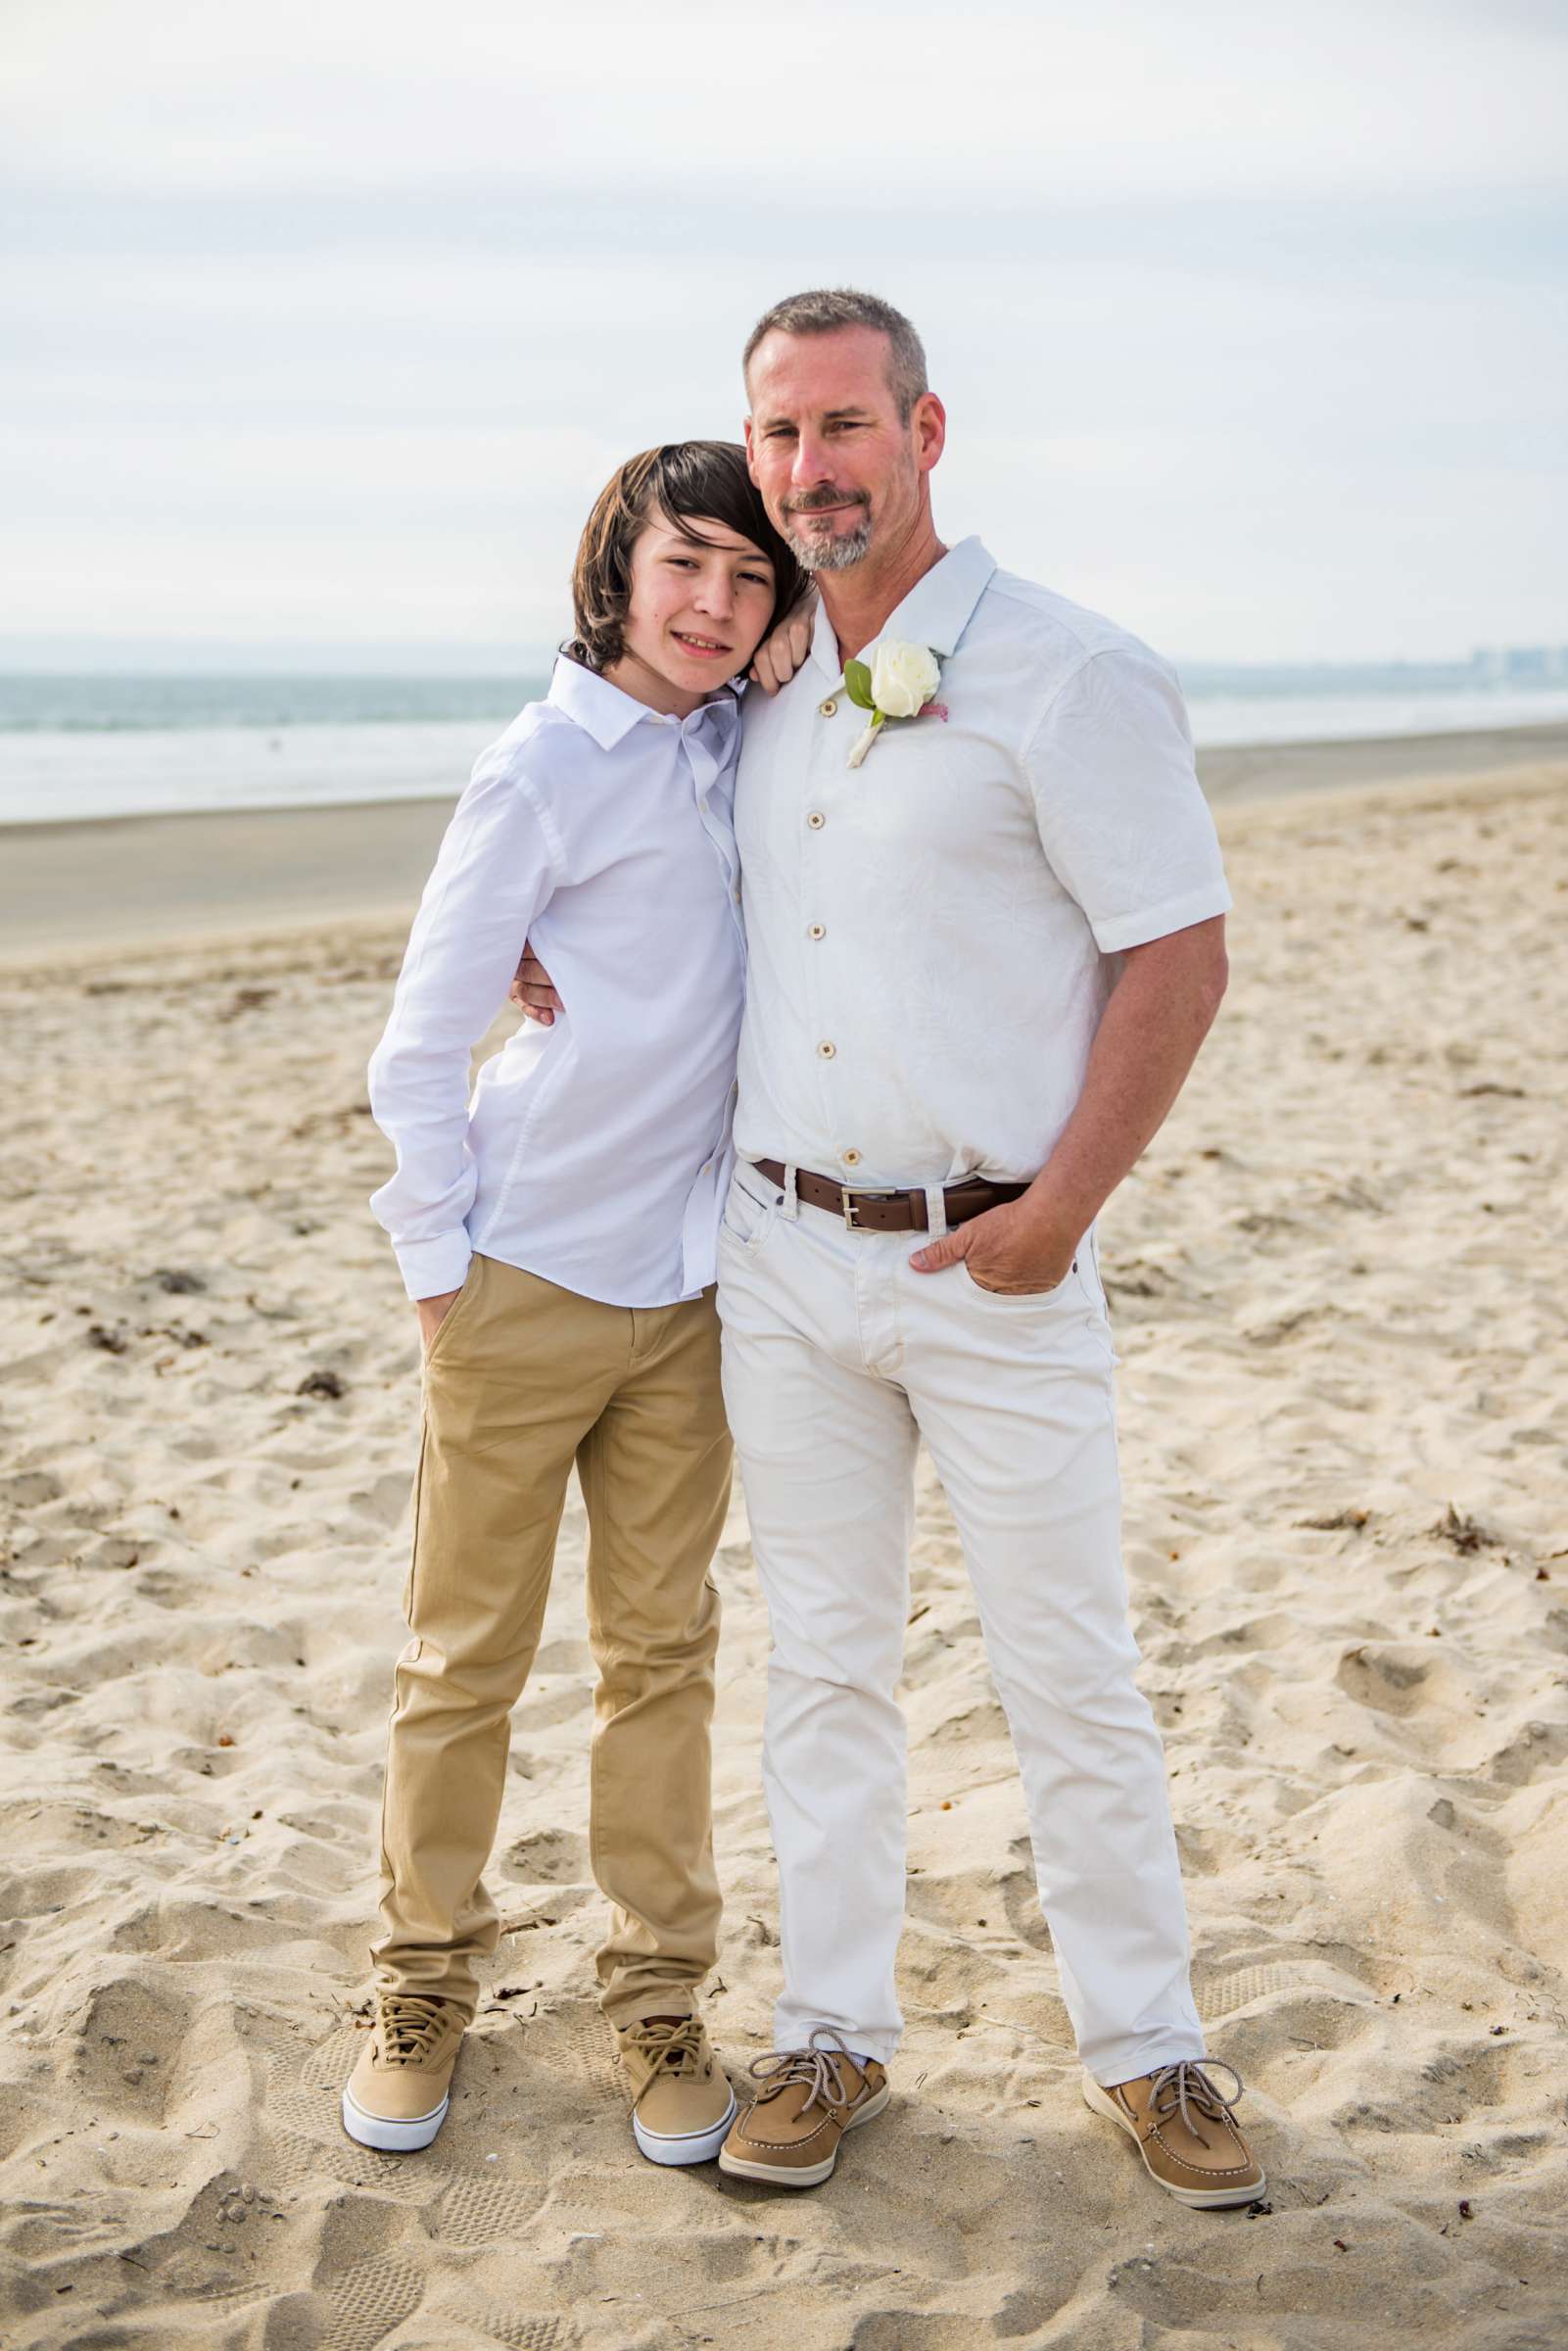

{"left": 3, "top": 672, "right": 1567, "bottom": 827}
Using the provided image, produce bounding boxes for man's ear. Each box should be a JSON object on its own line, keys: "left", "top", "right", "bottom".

{"left": 913, "top": 392, "right": 946, "bottom": 477}
{"left": 743, "top": 415, "right": 761, "bottom": 487}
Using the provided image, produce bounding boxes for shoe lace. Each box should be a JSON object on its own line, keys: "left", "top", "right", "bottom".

{"left": 748, "top": 2028, "right": 863, "bottom": 2114}
{"left": 1147, "top": 2058, "right": 1245, "bottom": 2143}
{"left": 376, "top": 1994, "right": 455, "bottom": 2067}
{"left": 622, "top": 2015, "right": 708, "bottom": 2108}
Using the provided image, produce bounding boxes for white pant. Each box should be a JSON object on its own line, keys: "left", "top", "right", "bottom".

{"left": 716, "top": 1162, "right": 1206, "bottom": 2085}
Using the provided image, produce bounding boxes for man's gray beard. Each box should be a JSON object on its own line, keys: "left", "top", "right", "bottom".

{"left": 784, "top": 514, "right": 874, "bottom": 573}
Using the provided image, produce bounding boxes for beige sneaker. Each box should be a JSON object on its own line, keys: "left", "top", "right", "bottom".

{"left": 342, "top": 1992, "right": 466, "bottom": 2152}
{"left": 717, "top": 2030, "right": 889, "bottom": 2187}
{"left": 616, "top": 2012, "right": 736, "bottom": 2167}
{"left": 1083, "top": 2058, "right": 1265, "bottom": 2207}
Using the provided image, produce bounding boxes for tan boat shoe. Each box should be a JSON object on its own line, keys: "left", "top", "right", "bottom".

{"left": 616, "top": 2012, "right": 736, "bottom": 2167}
{"left": 342, "top": 1992, "right": 466, "bottom": 2152}
{"left": 1083, "top": 2058, "right": 1265, "bottom": 2207}
{"left": 718, "top": 2029, "right": 889, "bottom": 2188}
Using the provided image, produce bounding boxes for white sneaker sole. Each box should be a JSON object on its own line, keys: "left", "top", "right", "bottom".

{"left": 341, "top": 2084, "right": 450, "bottom": 2152}
{"left": 632, "top": 2085, "right": 738, "bottom": 2168}
{"left": 1081, "top": 2074, "right": 1265, "bottom": 2207}
{"left": 717, "top": 2080, "right": 890, "bottom": 2187}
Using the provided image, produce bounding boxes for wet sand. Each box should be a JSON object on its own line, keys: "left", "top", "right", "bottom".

{"left": 4, "top": 720, "right": 1567, "bottom": 961}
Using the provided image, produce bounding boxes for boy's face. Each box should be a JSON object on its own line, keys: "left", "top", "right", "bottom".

{"left": 616, "top": 510, "right": 779, "bottom": 710}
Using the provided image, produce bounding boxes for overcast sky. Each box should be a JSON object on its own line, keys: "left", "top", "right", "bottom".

{"left": 4, "top": 0, "right": 1565, "bottom": 666}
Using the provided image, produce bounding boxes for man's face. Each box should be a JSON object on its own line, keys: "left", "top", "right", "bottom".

{"left": 744, "top": 325, "right": 936, "bottom": 575}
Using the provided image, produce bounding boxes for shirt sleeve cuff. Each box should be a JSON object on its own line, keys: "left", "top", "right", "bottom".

{"left": 393, "top": 1231, "right": 474, "bottom": 1301}
{"left": 1090, "top": 880, "right": 1233, "bottom": 955}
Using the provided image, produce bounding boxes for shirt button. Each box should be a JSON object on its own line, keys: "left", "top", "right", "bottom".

{"left": 843, "top": 1147, "right": 862, "bottom": 1167}
{"left": 817, "top": 1040, "right": 836, "bottom": 1059}
{"left": 806, "top": 810, "right": 826, "bottom": 830}
{"left": 819, "top": 697, "right": 837, "bottom": 718}
{"left": 807, "top": 922, "right": 826, "bottom": 940}
{"left": 733, "top": 883, "right": 742, "bottom": 902}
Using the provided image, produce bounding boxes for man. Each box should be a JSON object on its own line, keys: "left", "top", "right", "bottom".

{"left": 522, "top": 288, "right": 1264, "bottom": 2208}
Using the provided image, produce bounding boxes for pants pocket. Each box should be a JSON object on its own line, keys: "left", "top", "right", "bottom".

{"left": 420, "top": 1254, "right": 486, "bottom": 1370}
{"left": 719, "top": 1166, "right": 781, "bottom": 1253}
{"left": 402, "top": 1420, "right": 429, "bottom": 1622}
{"left": 960, "top": 1255, "right": 1077, "bottom": 1306}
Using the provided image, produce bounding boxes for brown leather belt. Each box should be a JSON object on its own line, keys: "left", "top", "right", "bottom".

{"left": 751, "top": 1159, "right": 1031, "bottom": 1234}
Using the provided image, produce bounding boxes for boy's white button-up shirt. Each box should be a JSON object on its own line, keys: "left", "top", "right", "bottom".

{"left": 732, "top": 535, "right": 1232, "bottom": 1188}
{"left": 368, "top": 657, "right": 745, "bottom": 1306}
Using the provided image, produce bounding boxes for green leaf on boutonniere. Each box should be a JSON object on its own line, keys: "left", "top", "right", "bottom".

{"left": 843, "top": 658, "right": 876, "bottom": 711}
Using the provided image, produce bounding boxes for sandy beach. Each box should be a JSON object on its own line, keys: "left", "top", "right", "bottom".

{"left": 2, "top": 736, "right": 1566, "bottom": 2349}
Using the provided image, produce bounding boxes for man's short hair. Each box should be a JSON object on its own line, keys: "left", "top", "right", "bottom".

{"left": 742, "top": 289, "right": 928, "bottom": 424}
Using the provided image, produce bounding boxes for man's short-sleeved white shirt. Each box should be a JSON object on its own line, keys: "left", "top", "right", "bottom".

{"left": 733, "top": 535, "right": 1231, "bottom": 1188}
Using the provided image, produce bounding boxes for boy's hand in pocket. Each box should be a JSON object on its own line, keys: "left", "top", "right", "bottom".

{"left": 416, "top": 1289, "right": 462, "bottom": 1349}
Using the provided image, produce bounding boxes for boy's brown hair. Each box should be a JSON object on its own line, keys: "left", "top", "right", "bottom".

{"left": 566, "top": 441, "right": 805, "bottom": 674}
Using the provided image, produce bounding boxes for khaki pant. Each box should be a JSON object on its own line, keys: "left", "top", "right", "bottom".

{"left": 373, "top": 1254, "right": 732, "bottom": 2027}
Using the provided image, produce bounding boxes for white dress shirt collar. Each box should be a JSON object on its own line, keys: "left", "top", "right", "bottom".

{"left": 808, "top": 533, "right": 999, "bottom": 686}
{"left": 547, "top": 652, "right": 744, "bottom": 751}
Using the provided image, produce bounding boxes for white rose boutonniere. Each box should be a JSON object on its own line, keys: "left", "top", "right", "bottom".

{"left": 843, "top": 637, "right": 947, "bottom": 768}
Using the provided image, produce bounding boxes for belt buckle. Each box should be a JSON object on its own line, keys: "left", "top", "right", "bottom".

{"left": 842, "top": 1187, "right": 898, "bottom": 1231}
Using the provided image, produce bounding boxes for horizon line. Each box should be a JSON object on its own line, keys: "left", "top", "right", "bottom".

{"left": 3, "top": 640, "right": 1564, "bottom": 680}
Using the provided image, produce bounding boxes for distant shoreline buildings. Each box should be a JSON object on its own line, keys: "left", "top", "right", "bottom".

{"left": 1179, "top": 645, "right": 1568, "bottom": 699}
{"left": 1467, "top": 645, "right": 1568, "bottom": 685}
